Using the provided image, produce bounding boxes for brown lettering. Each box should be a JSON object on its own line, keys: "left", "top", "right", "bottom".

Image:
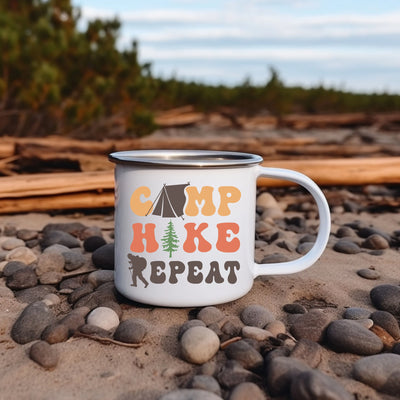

{"left": 224, "top": 261, "right": 240, "bottom": 284}
{"left": 169, "top": 261, "right": 185, "bottom": 284}
{"left": 205, "top": 261, "right": 224, "bottom": 284}
{"left": 187, "top": 261, "right": 203, "bottom": 284}
{"left": 150, "top": 261, "right": 166, "bottom": 284}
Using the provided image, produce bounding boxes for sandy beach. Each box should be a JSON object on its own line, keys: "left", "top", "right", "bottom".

{"left": 0, "top": 184, "right": 399, "bottom": 400}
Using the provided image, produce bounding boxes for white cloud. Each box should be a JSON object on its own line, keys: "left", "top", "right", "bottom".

{"left": 76, "top": 2, "right": 400, "bottom": 92}
{"left": 81, "top": 5, "right": 400, "bottom": 45}
{"left": 140, "top": 45, "right": 400, "bottom": 65}
{"left": 81, "top": 5, "right": 400, "bottom": 29}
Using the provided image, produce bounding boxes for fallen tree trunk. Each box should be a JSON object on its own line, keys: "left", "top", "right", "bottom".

{"left": 0, "top": 157, "right": 399, "bottom": 213}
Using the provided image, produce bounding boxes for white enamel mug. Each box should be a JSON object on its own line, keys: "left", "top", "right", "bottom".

{"left": 109, "top": 150, "right": 330, "bottom": 307}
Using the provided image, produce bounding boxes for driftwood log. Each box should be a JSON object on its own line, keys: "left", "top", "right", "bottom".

{"left": 1, "top": 134, "right": 399, "bottom": 176}
{"left": 0, "top": 157, "right": 399, "bottom": 214}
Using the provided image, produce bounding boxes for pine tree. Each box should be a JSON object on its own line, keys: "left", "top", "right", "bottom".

{"left": 161, "top": 220, "right": 179, "bottom": 258}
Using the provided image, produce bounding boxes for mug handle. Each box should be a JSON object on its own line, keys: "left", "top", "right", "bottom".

{"left": 253, "top": 166, "right": 331, "bottom": 277}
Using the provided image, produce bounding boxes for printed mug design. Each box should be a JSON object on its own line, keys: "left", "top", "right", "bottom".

{"left": 127, "top": 183, "right": 242, "bottom": 288}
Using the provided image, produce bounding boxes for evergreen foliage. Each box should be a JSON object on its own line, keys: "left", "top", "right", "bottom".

{"left": 161, "top": 220, "right": 179, "bottom": 258}
{"left": 0, "top": 0, "right": 153, "bottom": 137}
{"left": 1, "top": 0, "right": 399, "bottom": 138}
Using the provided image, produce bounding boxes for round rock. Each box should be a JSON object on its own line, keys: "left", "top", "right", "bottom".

{"left": 180, "top": 326, "right": 220, "bottom": 365}
{"left": 265, "top": 320, "right": 286, "bottom": 337}
{"left": 290, "top": 370, "right": 353, "bottom": 400}
{"left": 87, "top": 307, "right": 120, "bottom": 331}
{"left": 224, "top": 339, "right": 264, "bottom": 370}
{"left": 296, "top": 242, "right": 314, "bottom": 255}
{"left": 362, "top": 234, "right": 389, "bottom": 250}
{"left": 3, "top": 223, "right": 17, "bottom": 236}
{"left": 217, "top": 360, "right": 259, "bottom": 389}
{"left": 11, "top": 301, "right": 56, "bottom": 344}
{"left": 40, "top": 230, "right": 81, "bottom": 249}
{"left": 39, "top": 271, "right": 63, "bottom": 285}
{"left": 221, "top": 317, "right": 243, "bottom": 337}
{"left": 114, "top": 318, "right": 148, "bottom": 344}
{"left": 17, "top": 229, "right": 38, "bottom": 241}
{"left": 261, "top": 207, "right": 284, "bottom": 220}
{"left": 5, "top": 246, "right": 37, "bottom": 265}
{"left": 59, "top": 310, "right": 87, "bottom": 334}
{"left": 42, "top": 293, "right": 61, "bottom": 306}
{"left": 229, "top": 382, "right": 266, "bottom": 400}
{"left": 43, "top": 222, "right": 86, "bottom": 236}
{"left": 35, "top": 252, "right": 65, "bottom": 276}
{"left": 14, "top": 285, "right": 57, "bottom": 304}
{"left": 188, "top": 375, "right": 221, "bottom": 396}
{"left": 83, "top": 236, "right": 107, "bottom": 252}
{"left": 357, "top": 268, "right": 380, "bottom": 280}
{"left": 336, "top": 226, "right": 356, "bottom": 238}
{"left": 92, "top": 243, "right": 115, "bottom": 270}
{"left": 326, "top": 319, "right": 383, "bottom": 355}
{"left": 41, "top": 323, "right": 70, "bottom": 344}
{"left": 256, "top": 192, "right": 280, "bottom": 210}
{"left": 68, "top": 284, "right": 94, "bottom": 305}
{"left": 266, "top": 356, "right": 310, "bottom": 396}
{"left": 242, "top": 326, "right": 271, "bottom": 341}
{"left": 1, "top": 237, "right": 25, "bottom": 250}
{"left": 333, "top": 239, "right": 361, "bottom": 254}
{"left": 290, "top": 339, "right": 322, "bottom": 368}
{"left": 80, "top": 226, "right": 103, "bottom": 240}
{"left": 178, "top": 319, "right": 206, "bottom": 340}
{"left": 197, "top": 306, "right": 224, "bottom": 326}
{"left": 87, "top": 270, "right": 114, "bottom": 288}
{"left": 73, "top": 282, "right": 116, "bottom": 310}
{"left": 240, "top": 304, "right": 274, "bottom": 328}
{"left": 62, "top": 250, "right": 86, "bottom": 271}
{"left": 2, "top": 261, "right": 26, "bottom": 277}
{"left": 43, "top": 244, "right": 70, "bottom": 255}
{"left": 289, "top": 310, "right": 330, "bottom": 343}
{"left": 370, "top": 284, "right": 400, "bottom": 315}
{"left": 370, "top": 310, "right": 400, "bottom": 340}
{"left": 6, "top": 266, "right": 38, "bottom": 290}
{"left": 29, "top": 340, "right": 59, "bottom": 369}
{"left": 343, "top": 307, "right": 371, "bottom": 320}
{"left": 283, "top": 303, "right": 307, "bottom": 314}
{"left": 353, "top": 353, "right": 400, "bottom": 395}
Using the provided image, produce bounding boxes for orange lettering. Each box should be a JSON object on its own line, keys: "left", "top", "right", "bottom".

{"left": 130, "top": 186, "right": 152, "bottom": 216}
{"left": 183, "top": 223, "right": 212, "bottom": 253}
{"left": 218, "top": 186, "right": 241, "bottom": 216}
{"left": 216, "top": 223, "right": 240, "bottom": 252}
{"left": 130, "top": 223, "right": 159, "bottom": 253}
{"left": 184, "top": 186, "right": 216, "bottom": 216}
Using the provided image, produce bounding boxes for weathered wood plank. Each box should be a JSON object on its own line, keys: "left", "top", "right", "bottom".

{"left": 0, "top": 157, "right": 399, "bottom": 214}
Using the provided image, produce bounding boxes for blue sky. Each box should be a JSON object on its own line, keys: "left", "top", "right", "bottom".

{"left": 73, "top": 1, "right": 400, "bottom": 93}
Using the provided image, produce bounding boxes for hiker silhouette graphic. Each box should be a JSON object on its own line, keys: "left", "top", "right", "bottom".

{"left": 127, "top": 254, "right": 149, "bottom": 288}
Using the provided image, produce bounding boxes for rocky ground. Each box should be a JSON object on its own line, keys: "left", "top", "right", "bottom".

{"left": 0, "top": 183, "right": 399, "bottom": 399}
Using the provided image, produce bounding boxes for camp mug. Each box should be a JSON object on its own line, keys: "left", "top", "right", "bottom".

{"left": 109, "top": 150, "right": 330, "bottom": 307}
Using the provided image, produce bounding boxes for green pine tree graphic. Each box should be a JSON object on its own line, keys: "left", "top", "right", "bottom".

{"left": 162, "top": 220, "right": 179, "bottom": 258}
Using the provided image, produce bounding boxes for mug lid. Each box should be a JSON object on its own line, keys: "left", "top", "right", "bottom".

{"left": 108, "top": 150, "right": 263, "bottom": 168}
